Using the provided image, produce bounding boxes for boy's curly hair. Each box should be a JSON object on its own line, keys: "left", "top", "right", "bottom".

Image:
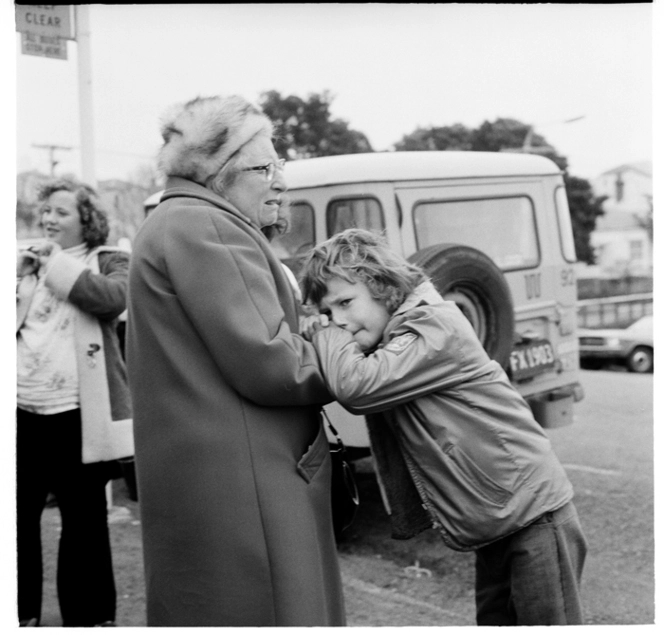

{"left": 37, "top": 178, "right": 109, "bottom": 248}
{"left": 299, "top": 228, "right": 427, "bottom": 314}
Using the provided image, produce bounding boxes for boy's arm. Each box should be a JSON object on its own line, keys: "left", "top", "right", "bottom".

{"left": 312, "top": 309, "right": 480, "bottom": 413}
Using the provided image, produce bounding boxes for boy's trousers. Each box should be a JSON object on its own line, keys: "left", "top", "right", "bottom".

{"left": 474, "top": 500, "right": 587, "bottom": 625}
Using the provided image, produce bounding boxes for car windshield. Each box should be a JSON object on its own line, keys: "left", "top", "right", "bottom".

{"left": 628, "top": 316, "right": 653, "bottom": 333}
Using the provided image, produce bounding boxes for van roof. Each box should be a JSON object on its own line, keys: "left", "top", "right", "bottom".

{"left": 283, "top": 151, "right": 560, "bottom": 189}
{"left": 143, "top": 151, "right": 560, "bottom": 207}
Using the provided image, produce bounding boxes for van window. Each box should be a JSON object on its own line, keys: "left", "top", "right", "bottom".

{"left": 554, "top": 186, "right": 577, "bottom": 262}
{"left": 413, "top": 197, "right": 539, "bottom": 270}
{"left": 270, "top": 201, "right": 315, "bottom": 261}
{"left": 327, "top": 197, "right": 384, "bottom": 237}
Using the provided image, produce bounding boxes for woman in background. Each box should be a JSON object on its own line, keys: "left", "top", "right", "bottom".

{"left": 16, "top": 179, "right": 133, "bottom": 627}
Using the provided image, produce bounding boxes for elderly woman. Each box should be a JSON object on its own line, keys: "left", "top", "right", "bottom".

{"left": 126, "top": 96, "right": 345, "bottom": 627}
{"left": 16, "top": 179, "right": 133, "bottom": 627}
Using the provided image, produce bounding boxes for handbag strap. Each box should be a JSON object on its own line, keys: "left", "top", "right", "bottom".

{"left": 321, "top": 408, "right": 347, "bottom": 452}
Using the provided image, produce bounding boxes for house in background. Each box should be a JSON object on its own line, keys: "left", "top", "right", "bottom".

{"left": 583, "top": 161, "right": 653, "bottom": 278}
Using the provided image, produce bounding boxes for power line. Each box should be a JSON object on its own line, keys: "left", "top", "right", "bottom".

{"left": 92, "top": 148, "right": 157, "bottom": 159}
{"left": 32, "top": 144, "right": 156, "bottom": 160}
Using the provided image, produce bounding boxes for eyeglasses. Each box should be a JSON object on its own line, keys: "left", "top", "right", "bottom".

{"left": 241, "top": 158, "right": 286, "bottom": 182}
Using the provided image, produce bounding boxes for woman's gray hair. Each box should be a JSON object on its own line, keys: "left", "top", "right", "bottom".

{"left": 158, "top": 95, "right": 274, "bottom": 184}
{"left": 205, "top": 152, "right": 247, "bottom": 198}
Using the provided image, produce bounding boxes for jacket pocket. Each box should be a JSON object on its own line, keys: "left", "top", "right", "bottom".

{"left": 296, "top": 424, "right": 330, "bottom": 483}
{"left": 443, "top": 443, "right": 511, "bottom": 506}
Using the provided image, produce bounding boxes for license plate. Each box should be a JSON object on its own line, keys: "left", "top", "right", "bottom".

{"left": 509, "top": 339, "right": 556, "bottom": 380}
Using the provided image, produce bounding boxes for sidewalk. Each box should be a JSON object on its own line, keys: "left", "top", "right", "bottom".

{"left": 340, "top": 553, "right": 474, "bottom": 626}
{"left": 34, "top": 502, "right": 475, "bottom": 627}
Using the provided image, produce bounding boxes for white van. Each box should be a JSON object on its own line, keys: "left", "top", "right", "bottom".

{"left": 145, "top": 151, "right": 584, "bottom": 448}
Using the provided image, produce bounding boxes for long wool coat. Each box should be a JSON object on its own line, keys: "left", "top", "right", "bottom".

{"left": 126, "top": 177, "right": 345, "bottom": 626}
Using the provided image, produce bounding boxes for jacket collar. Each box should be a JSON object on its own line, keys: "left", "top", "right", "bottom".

{"left": 161, "top": 176, "right": 258, "bottom": 230}
{"left": 392, "top": 280, "right": 444, "bottom": 317}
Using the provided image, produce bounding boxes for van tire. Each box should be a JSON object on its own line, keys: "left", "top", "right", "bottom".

{"left": 408, "top": 244, "right": 515, "bottom": 369}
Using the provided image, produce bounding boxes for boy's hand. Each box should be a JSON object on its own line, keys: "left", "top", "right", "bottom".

{"left": 300, "top": 313, "right": 330, "bottom": 341}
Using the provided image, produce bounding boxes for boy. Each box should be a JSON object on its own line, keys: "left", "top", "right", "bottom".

{"left": 299, "top": 229, "right": 587, "bottom": 626}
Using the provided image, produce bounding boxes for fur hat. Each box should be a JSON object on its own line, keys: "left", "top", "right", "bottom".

{"left": 157, "top": 95, "right": 274, "bottom": 183}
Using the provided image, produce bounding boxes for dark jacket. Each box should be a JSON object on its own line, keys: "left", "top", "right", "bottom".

{"left": 313, "top": 281, "right": 574, "bottom": 551}
{"left": 126, "top": 177, "right": 345, "bottom": 626}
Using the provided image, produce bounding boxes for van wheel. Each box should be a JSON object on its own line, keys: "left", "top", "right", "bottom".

{"left": 408, "top": 244, "right": 515, "bottom": 369}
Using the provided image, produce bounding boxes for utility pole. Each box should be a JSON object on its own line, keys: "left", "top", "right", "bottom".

{"left": 32, "top": 143, "right": 73, "bottom": 176}
{"left": 76, "top": 5, "right": 96, "bottom": 187}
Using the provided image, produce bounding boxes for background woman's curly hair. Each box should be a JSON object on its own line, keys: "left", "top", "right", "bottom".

{"left": 38, "top": 178, "right": 110, "bottom": 248}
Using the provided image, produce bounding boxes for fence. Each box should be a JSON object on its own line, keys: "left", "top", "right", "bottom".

{"left": 577, "top": 293, "right": 653, "bottom": 329}
{"left": 577, "top": 276, "right": 652, "bottom": 300}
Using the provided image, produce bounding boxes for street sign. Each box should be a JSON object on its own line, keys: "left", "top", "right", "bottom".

{"left": 16, "top": 5, "right": 74, "bottom": 60}
{"left": 15, "top": 5, "right": 74, "bottom": 40}
{"left": 20, "top": 30, "right": 67, "bottom": 60}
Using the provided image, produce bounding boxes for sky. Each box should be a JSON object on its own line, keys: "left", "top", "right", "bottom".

{"left": 9, "top": 3, "right": 655, "bottom": 184}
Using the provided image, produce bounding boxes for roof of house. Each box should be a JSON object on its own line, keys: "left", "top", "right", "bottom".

{"left": 599, "top": 160, "right": 652, "bottom": 179}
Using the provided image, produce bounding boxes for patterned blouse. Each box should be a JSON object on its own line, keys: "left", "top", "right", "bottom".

{"left": 17, "top": 243, "right": 87, "bottom": 415}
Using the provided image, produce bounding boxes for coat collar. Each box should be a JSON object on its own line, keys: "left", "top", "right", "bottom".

{"left": 161, "top": 176, "right": 259, "bottom": 230}
{"left": 392, "top": 280, "right": 444, "bottom": 317}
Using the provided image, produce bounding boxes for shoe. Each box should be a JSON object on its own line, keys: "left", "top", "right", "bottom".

{"left": 94, "top": 621, "right": 116, "bottom": 627}
{"left": 19, "top": 617, "right": 38, "bottom": 627}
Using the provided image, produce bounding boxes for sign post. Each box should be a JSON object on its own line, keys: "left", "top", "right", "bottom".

{"left": 75, "top": 5, "right": 97, "bottom": 187}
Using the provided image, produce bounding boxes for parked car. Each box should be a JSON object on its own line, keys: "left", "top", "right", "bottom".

{"left": 578, "top": 315, "right": 653, "bottom": 373}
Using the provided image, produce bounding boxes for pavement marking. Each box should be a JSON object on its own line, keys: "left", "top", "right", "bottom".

{"left": 563, "top": 463, "right": 620, "bottom": 476}
{"left": 341, "top": 574, "right": 474, "bottom": 624}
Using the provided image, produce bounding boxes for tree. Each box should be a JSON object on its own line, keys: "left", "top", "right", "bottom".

{"left": 472, "top": 118, "right": 569, "bottom": 171}
{"left": 394, "top": 123, "right": 473, "bottom": 151}
{"left": 563, "top": 175, "right": 607, "bottom": 264}
{"left": 394, "top": 118, "right": 605, "bottom": 264}
{"left": 396, "top": 118, "right": 569, "bottom": 170}
{"left": 259, "top": 90, "right": 373, "bottom": 159}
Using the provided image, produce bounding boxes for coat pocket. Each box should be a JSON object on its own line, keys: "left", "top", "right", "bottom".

{"left": 443, "top": 443, "right": 511, "bottom": 506}
{"left": 296, "top": 424, "right": 330, "bottom": 484}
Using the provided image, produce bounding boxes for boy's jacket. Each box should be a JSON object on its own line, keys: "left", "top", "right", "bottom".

{"left": 313, "top": 281, "right": 573, "bottom": 551}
